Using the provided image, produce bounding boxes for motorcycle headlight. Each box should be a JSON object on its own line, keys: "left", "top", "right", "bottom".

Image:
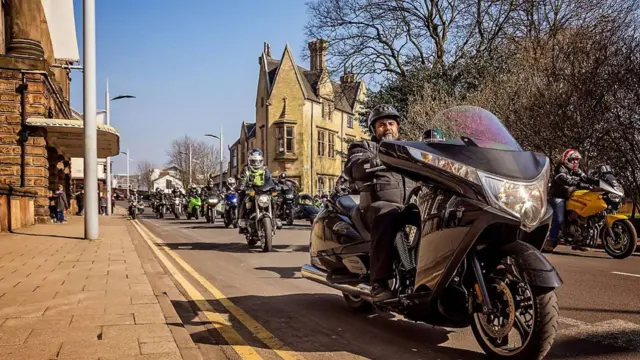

{"left": 478, "top": 162, "right": 550, "bottom": 231}
{"left": 257, "top": 194, "right": 270, "bottom": 208}
{"left": 285, "top": 194, "right": 295, "bottom": 199}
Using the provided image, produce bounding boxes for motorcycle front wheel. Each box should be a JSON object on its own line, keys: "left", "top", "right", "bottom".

{"left": 287, "top": 207, "right": 294, "bottom": 226}
{"left": 602, "top": 220, "right": 638, "bottom": 259}
{"left": 261, "top": 218, "right": 273, "bottom": 252}
{"left": 470, "top": 256, "right": 558, "bottom": 360}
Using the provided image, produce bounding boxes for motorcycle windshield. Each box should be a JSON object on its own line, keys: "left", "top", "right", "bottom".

{"left": 428, "top": 106, "right": 522, "bottom": 151}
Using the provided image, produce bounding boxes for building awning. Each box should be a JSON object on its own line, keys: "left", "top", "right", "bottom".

{"left": 41, "top": 0, "right": 80, "bottom": 62}
{"left": 26, "top": 118, "right": 120, "bottom": 158}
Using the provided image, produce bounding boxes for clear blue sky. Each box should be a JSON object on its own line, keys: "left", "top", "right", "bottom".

{"left": 71, "top": 0, "right": 309, "bottom": 174}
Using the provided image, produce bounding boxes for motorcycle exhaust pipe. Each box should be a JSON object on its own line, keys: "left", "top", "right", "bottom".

{"left": 301, "top": 264, "right": 371, "bottom": 298}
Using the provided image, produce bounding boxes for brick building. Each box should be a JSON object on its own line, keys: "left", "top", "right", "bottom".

{"left": 0, "top": 0, "right": 120, "bottom": 224}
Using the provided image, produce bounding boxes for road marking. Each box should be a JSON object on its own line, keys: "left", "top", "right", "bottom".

{"left": 134, "top": 220, "right": 306, "bottom": 360}
{"left": 611, "top": 271, "right": 640, "bottom": 278}
{"left": 130, "top": 220, "right": 264, "bottom": 360}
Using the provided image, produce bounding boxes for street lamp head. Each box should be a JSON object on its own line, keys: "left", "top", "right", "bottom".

{"left": 205, "top": 134, "right": 220, "bottom": 139}
{"left": 111, "top": 94, "right": 136, "bottom": 101}
{"left": 120, "top": 151, "right": 128, "bottom": 156}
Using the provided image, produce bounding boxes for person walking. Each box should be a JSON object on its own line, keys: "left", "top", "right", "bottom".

{"left": 54, "top": 184, "right": 69, "bottom": 224}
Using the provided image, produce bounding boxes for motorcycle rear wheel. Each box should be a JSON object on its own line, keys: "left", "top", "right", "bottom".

{"left": 603, "top": 220, "right": 637, "bottom": 259}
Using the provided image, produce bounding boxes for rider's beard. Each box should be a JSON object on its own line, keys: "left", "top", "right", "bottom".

{"left": 380, "top": 131, "right": 396, "bottom": 141}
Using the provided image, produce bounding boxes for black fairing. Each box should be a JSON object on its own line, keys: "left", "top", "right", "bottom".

{"left": 379, "top": 140, "right": 547, "bottom": 182}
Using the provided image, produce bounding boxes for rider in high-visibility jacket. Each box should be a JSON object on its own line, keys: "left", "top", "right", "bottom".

{"left": 237, "top": 148, "right": 272, "bottom": 233}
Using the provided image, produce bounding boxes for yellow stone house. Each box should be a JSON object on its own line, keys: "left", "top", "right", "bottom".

{"left": 228, "top": 40, "right": 367, "bottom": 194}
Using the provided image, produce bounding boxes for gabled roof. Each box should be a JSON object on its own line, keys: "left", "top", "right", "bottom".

{"left": 244, "top": 122, "right": 256, "bottom": 138}
{"left": 264, "top": 58, "right": 361, "bottom": 114}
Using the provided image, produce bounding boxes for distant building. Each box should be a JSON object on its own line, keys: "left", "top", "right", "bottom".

{"left": 150, "top": 168, "right": 182, "bottom": 192}
{"left": 228, "top": 40, "right": 366, "bottom": 194}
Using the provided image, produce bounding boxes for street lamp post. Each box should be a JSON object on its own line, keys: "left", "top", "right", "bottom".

{"left": 105, "top": 80, "right": 135, "bottom": 216}
{"left": 179, "top": 145, "right": 192, "bottom": 186}
{"left": 121, "top": 149, "right": 133, "bottom": 197}
{"left": 83, "top": 0, "right": 98, "bottom": 240}
{"left": 205, "top": 126, "right": 224, "bottom": 191}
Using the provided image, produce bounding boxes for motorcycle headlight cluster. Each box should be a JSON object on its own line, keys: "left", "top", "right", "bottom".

{"left": 257, "top": 194, "right": 271, "bottom": 208}
{"left": 285, "top": 194, "right": 295, "bottom": 199}
{"left": 478, "top": 164, "right": 549, "bottom": 231}
{"left": 608, "top": 185, "right": 624, "bottom": 202}
{"left": 408, "top": 146, "right": 550, "bottom": 231}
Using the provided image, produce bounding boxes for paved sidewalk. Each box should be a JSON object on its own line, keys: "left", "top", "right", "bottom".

{"left": 0, "top": 210, "right": 202, "bottom": 360}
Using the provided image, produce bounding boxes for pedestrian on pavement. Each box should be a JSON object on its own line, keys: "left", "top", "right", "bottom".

{"left": 99, "top": 190, "right": 107, "bottom": 215}
{"left": 54, "top": 184, "right": 69, "bottom": 224}
{"left": 74, "top": 185, "right": 84, "bottom": 216}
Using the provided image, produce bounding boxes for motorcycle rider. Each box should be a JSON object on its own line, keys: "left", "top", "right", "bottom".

{"left": 344, "top": 104, "right": 415, "bottom": 301}
{"left": 187, "top": 184, "right": 199, "bottom": 199}
{"left": 237, "top": 148, "right": 272, "bottom": 233}
{"left": 224, "top": 177, "right": 237, "bottom": 193}
{"left": 154, "top": 188, "right": 165, "bottom": 214}
{"left": 544, "top": 148, "right": 598, "bottom": 252}
{"left": 200, "top": 178, "right": 219, "bottom": 216}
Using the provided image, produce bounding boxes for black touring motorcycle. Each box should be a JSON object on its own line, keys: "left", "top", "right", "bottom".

{"left": 302, "top": 106, "right": 562, "bottom": 359}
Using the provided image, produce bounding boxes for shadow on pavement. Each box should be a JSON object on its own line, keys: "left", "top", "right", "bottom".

{"left": 172, "top": 293, "right": 481, "bottom": 360}
{"left": 9, "top": 232, "right": 84, "bottom": 240}
{"left": 254, "top": 266, "right": 302, "bottom": 279}
{"left": 180, "top": 224, "right": 229, "bottom": 230}
{"left": 159, "top": 242, "right": 309, "bottom": 253}
{"left": 548, "top": 329, "right": 640, "bottom": 358}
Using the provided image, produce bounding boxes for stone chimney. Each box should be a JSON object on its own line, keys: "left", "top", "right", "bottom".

{"left": 263, "top": 42, "right": 271, "bottom": 58}
{"left": 340, "top": 64, "right": 356, "bottom": 84}
{"left": 308, "top": 39, "right": 328, "bottom": 71}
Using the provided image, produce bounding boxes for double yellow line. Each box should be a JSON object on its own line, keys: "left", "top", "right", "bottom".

{"left": 131, "top": 220, "right": 306, "bottom": 360}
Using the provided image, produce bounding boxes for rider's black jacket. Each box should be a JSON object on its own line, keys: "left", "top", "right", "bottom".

{"left": 344, "top": 136, "right": 415, "bottom": 207}
{"left": 549, "top": 164, "right": 596, "bottom": 199}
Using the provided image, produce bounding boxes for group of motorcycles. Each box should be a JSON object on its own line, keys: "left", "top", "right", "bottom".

{"left": 130, "top": 178, "right": 321, "bottom": 253}
{"left": 146, "top": 190, "right": 240, "bottom": 226}
{"left": 125, "top": 106, "right": 637, "bottom": 359}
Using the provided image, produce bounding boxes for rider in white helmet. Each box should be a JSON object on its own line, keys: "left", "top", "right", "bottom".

{"left": 236, "top": 148, "right": 272, "bottom": 233}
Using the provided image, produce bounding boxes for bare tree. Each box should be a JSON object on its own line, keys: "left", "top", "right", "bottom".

{"left": 136, "top": 160, "right": 156, "bottom": 192}
{"left": 166, "top": 135, "right": 224, "bottom": 187}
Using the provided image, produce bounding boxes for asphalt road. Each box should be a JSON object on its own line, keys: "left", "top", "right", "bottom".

{"left": 134, "top": 210, "right": 640, "bottom": 360}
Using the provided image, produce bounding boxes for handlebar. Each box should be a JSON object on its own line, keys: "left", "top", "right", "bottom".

{"left": 366, "top": 165, "right": 386, "bottom": 173}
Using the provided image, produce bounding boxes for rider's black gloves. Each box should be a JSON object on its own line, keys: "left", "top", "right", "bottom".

{"left": 369, "top": 156, "right": 383, "bottom": 169}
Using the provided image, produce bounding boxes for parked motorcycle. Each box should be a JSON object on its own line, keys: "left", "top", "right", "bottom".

{"left": 186, "top": 195, "right": 201, "bottom": 220}
{"left": 223, "top": 191, "right": 239, "bottom": 228}
{"left": 301, "top": 106, "right": 562, "bottom": 360}
{"left": 561, "top": 164, "right": 637, "bottom": 258}
{"left": 241, "top": 179, "right": 278, "bottom": 252}
{"left": 204, "top": 194, "right": 220, "bottom": 224}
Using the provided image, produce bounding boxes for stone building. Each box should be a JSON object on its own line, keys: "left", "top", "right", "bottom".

{"left": 228, "top": 40, "right": 366, "bottom": 194}
{"left": 0, "top": 0, "right": 120, "bottom": 224}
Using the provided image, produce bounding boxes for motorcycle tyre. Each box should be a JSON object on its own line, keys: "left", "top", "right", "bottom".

{"left": 603, "top": 220, "right": 638, "bottom": 259}
{"left": 261, "top": 218, "right": 273, "bottom": 253}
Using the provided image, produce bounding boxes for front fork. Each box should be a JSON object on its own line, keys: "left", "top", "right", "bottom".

{"left": 470, "top": 251, "right": 495, "bottom": 313}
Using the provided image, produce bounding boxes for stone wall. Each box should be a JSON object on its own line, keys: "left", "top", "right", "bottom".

{"left": 0, "top": 185, "right": 36, "bottom": 232}
{"left": 0, "top": 57, "right": 72, "bottom": 223}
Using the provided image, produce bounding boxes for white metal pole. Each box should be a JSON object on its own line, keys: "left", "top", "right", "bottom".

{"left": 189, "top": 144, "right": 192, "bottom": 185}
{"left": 126, "top": 148, "right": 130, "bottom": 197}
{"left": 105, "top": 79, "right": 112, "bottom": 215}
{"left": 83, "top": 0, "right": 99, "bottom": 239}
